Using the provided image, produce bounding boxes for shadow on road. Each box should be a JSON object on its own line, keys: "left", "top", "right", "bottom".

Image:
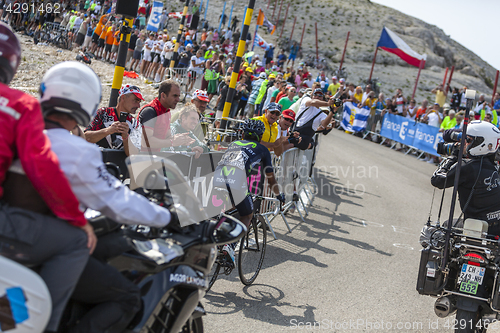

{"left": 205, "top": 284, "right": 317, "bottom": 327}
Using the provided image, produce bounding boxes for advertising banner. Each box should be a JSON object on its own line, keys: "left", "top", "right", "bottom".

{"left": 146, "top": 1, "right": 163, "bottom": 32}
{"left": 380, "top": 113, "right": 443, "bottom": 155}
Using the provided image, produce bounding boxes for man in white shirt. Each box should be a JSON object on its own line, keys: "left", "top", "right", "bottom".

{"left": 303, "top": 73, "right": 314, "bottom": 88}
{"left": 424, "top": 103, "right": 443, "bottom": 128}
{"left": 294, "top": 88, "right": 337, "bottom": 149}
{"left": 187, "top": 49, "right": 205, "bottom": 92}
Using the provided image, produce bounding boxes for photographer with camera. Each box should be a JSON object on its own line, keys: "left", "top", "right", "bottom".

{"left": 292, "top": 88, "right": 340, "bottom": 150}
{"left": 431, "top": 121, "right": 500, "bottom": 234}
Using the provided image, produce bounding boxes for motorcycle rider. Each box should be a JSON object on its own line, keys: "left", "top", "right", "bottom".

{"left": 0, "top": 23, "right": 95, "bottom": 333}
{"left": 9, "top": 61, "right": 180, "bottom": 332}
{"left": 431, "top": 121, "right": 500, "bottom": 235}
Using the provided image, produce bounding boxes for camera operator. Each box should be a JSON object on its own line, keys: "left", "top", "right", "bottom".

{"left": 431, "top": 121, "right": 500, "bottom": 235}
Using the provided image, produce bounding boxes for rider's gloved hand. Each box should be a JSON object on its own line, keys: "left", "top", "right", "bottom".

{"left": 165, "top": 204, "right": 184, "bottom": 233}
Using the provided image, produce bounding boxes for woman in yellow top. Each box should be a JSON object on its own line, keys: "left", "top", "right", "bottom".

{"left": 353, "top": 86, "right": 363, "bottom": 105}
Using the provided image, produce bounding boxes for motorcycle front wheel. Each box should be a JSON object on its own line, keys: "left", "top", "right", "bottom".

{"left": 455, "top": 309, "right": 481, "bottom": 333}
{"left": 181, "top": 316, "right": 203, "bottom": 333}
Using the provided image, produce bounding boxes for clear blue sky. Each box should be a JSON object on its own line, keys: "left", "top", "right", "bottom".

{"left": 371, "top": 0, "right": 500, "bottom": 71}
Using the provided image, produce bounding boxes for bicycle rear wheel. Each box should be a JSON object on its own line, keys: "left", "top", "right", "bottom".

{"left": 238, "top": 215, "right": 267, "bottom": 285}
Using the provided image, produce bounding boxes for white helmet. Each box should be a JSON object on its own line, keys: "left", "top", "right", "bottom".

{"left": 466, "top": 120, "right": 500, "bottom": 156}
{"left": 39, "top": 61, "right": 101, "bottom": 126}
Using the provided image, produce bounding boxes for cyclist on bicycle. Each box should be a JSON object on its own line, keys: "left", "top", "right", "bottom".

{"left": 213, "top": 119, "right": 285, "bottom": 229}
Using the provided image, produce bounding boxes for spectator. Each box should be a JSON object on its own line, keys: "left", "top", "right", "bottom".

{"left": 287, "top": 41, "right": 299, "bottom": 68}
{"left": 264, "top": 43, "right": 274, "bottom": 68}
{"left": 294, "top": 88, "right": 337, "bottom": 150}
{"left": 450, "top": 87, "right": 461, "bottom": 110}
{"left": 278, "top": 86, "right": 297, "bottom": 110}
{"left": 130, "top": 33, "right": 145, "bottom": 73}
{"left": 85, "top": 84, "right": 143, "bottom": 155}
{"left": 361, "top": 84, "right": 372, "bottom": 104}
{"left": 353, "top": 86, "right": 363, "bottom": 104}
{"left": 234, "top": 75, "right": 250, "bottom": 119}
{"left": 169, "top": 104, "right": 209, "bottom": 158}
{"left": 439, "top": 110, "right": 457, "bottom": 131}
{"left": 247, "top": 72, "right": 267, "bottom": 118}
{"left": 274, "top": 109, "right": 301, "bottom": 156}
{"left": 393, "top": 88, "right": 406, "bottom": 116}
{"left": 230, "top": 15, "right": 239, "bottom": 32}
{"left": 253, "top": 102, "right": 288, "bottom": 151}
{"left": 406, "top": 99, "right": 417, "bottom": 119}
{"left": 303, "top": 73, "right": 314, "bottom": 88}
{"left": 431, "top": 84, "right": 446, "bottom": 108}
{"left": 423, "top": 103, "right": 443, "bottom": 127}
{"left": 415, "top": 99, "right": 429, "bottom": 121}
{"left": 125, "top": 29, "right": 139, "bottom": 70}
{"left": 138, "top": 80, "right": 194, "bottom": 151}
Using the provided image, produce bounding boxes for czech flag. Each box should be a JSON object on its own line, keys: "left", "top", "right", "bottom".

{"left": 376, "top": 26, "right": 426, "bottom": 68}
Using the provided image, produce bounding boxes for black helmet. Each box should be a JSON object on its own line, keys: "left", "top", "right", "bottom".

{"left": 241, "top": 119, "right": 265, "bottom": 140}
{"left": 0, "top": 22, "right": 21, "bottom": 84}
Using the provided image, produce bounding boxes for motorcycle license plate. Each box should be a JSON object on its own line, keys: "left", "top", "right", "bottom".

{"left": 459, "top": 280, "right": 479, "bottom": 295}
{"left": 459, "top": 264, "right": 485, "bottom": 285}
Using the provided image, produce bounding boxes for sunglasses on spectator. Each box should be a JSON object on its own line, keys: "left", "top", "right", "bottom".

{"left": 269, "top": 111, "right": 281, "bottom": 116}
{"left": 283, "top": 118, "right": 294, "bottom": 124}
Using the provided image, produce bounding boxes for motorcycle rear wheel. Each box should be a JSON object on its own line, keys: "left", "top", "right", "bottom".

{"left": 455, "top": 309, "right": 481, "bottom": 333}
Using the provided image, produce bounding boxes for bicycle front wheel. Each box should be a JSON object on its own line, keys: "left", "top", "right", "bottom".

{"left": 238, "top": 216, "right": 267, "bottom": 285}
{"left": 207, "top": 251, "right": 221, "bottom": 292}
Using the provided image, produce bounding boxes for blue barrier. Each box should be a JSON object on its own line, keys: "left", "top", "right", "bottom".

{"left": 380, "top": 113, "right": 443, "bottom": 156}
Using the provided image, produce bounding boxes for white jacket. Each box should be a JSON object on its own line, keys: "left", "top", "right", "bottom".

{"left": 46, "top": 128, "right": 171, "bottom": 227}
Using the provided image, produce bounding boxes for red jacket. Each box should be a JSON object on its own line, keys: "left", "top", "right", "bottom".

{"left": 0, "top": 83, "right": 86, "bottom": 227}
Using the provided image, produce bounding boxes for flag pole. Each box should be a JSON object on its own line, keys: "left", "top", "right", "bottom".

{"left": 442, "top": 67, "right": 448, "bottom": 88}
{"left": 271, "top": 0, "right": 277, "bottom": 20}
{"left": 299, "top": 22, "right": 305, "bottom": 49}
{"left": 203, "top": 0, "right": 209, "bottom": 21}
{"left": 227, "top": 0, "right": 235, "bottom": 33}
{"left": 220, "top": 0, "right": 256, "bottom": 130}
{"left": 279, "top": 3, "right": 289, "bottom": 39}
{"left": 218, "top": 1, "right": 227, "bottom": 33}
{"left": 276, "top": 0, "right": 283, "bottom": 24}
{"left": 412, "top": 59, "right": 425, "bottom": 101}
{"left": 339, "top": 31, "right": 349, "bottom": 73}
{"left": 289, "top": 16, "right": 296, "bottom": 40}
{"left": 315, "top": 22, "right": 318, "bottom": 62}
{"left": 252, "top": 24, "right": 259, "bottom": 51}
{"left": 368, "top": 47, "right": 378, "bottom": 82}
{"left": 445, "top": 66, "right": 454, "bottom": 96}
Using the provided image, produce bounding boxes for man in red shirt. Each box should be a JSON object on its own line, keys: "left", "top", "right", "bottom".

{"left": 137, "top": 79, "right": 194, "bottom": 151}
{"left": 0, "top": 23, "right": 94, "bottom": 332}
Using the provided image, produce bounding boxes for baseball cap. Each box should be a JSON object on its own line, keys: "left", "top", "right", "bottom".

{"left": 119, "top": 84, "right": 144, "bottom": 100}
{"left": 332, "top": 76, "right": 337, "bottom": 80}
{"left": 192, "top": 89, "right": 209, "bottom": 102}
{"left": 245, "top": 67, "right": 253, "bottom": 73}
{"left": 266, "top": 102, "right": 282, "bottom": 113}
{"left": 259, "top": 72, "right": 267, "bottom": 79}
{"left": 208, "top": 45, "right": 213, "bottom": 50}
{"left": 282, "top": 109, "right": 296, "bottom": 121}
{"left": 313, "top": 88, "right": 324, "bottom": 96}
{"left": 269, "top": 74, "right": 276, "bottom": 79}
{"left": 339, "top": 78, "right": 345, "bottom": 83}
{"left": 186, "top": 35, "right": 191, "bottom": 40}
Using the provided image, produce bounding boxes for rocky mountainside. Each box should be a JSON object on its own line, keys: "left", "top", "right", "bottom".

{"left": 189, "top": 0, "right": 497, "bottom": 102}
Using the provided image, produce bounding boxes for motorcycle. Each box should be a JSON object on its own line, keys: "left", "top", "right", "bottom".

{"left": 0, "top": 156, "right": 246, "bottom": 333}
{"left": 417, "top": 218, "right": 500, "bottom": 332}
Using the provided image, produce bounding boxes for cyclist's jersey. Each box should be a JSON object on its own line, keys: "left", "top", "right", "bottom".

{"left": 214, "top": 139, "right": 273, "bottom": 206}
{"left": 217, "top": 139, "right": 273, "bottom": 176}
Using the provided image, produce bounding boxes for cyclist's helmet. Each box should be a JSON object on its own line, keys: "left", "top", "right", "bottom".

{"left": 0, "top": 22, "right": 21, "bottom": 85}
{"left": 39, "top": 61, "right": 102, "bottom": 126}
{"left": 466, "top": 120, "right": 500, "bottom": 157}
{"left": 241, "top": 119, "right": 265, "bottom": 141}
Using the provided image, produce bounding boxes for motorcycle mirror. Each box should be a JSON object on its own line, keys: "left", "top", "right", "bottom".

{"left": 211, "top": 214, "right": 247, "bottom": 246}
{"left": 144, "top": 170, "right": 167, "bottom": 191}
